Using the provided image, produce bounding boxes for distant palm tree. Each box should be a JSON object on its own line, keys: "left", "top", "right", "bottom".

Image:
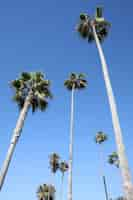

{"left": 76, "top": 7, "right": 133, "bottom": 199}
{"left": 0, "top": 72, "right": 52, "bottom": 190}
{"left": 37, "top": 184, "right": 56, "bottom": 200}
{"left": 59, "top": 161, "right": 69, "bottom": 200}
{"left": 95, "top": 131, "right": 109, "bottom": 200}
{"left": 49, "top": 153, "right": 60, "bottom": 174}
{"left": 64, "top": 73, "right": 87, "bottom": 200}
{"left": 108, "top": 152, "right": 120, "bottom": 168}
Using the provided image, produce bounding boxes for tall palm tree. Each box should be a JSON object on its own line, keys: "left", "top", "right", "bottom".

{"left": 59, "top": 161, "right": 69, "bottom": 200}
{"left": 37, "top": 184, "right": 56, "bottom": 200}
{"left": 95, "top": 131, "right": 109, "bottom": 200}
{"left": 76, "top": 7, "right": 133, "bottom": 199}
{"left": 108, "top": 152, "right": 120, "bottom": 168}
{"left": 0, "top": 72, "right": 52, "bottom": 190}
{"left": 64, "top": 73, "right": 87, "bottom": 200}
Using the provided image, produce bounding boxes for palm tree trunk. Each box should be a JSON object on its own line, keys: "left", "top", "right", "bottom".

{"left": 102, "top": 175, "right": 109, "bottom": 200}
{"left": 99, "top": 145, "right": 110, "bottom": 200}
{"left": 67, "top": 85, "right": 75, "bottom": 200}
{"left": 0, "top": 92, "right": 31, "bottom": 191}
{"left": 60, "top": 173, "right": 64, "bottom": 200}
{"left": 92, "top": 25, "right": 133, "bottom": 200}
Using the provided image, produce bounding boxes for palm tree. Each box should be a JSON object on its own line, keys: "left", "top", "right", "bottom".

{"left": 49, "top": 153, "right": 60, "bottom": 174}
{"left": 0, "top": 72, "right": 52, "bottom": 190}
{"left": 108, "top": 152, "right": 120, "bottom": 168}
{"left": 95, "top": 131, "right": 109, "bottom": 200}
{"left": 59, "top": 161, "right": 69, "bottom": 200}
{"left": 76, "top": 7, "right": 133, "bottom": 199}
{"left": 37, "top": 184, "right": 56, "bottom": 200}
{"left": 64, "top": 73, "right": 87, "bottom": 200}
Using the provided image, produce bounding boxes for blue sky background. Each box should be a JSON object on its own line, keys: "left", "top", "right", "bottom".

{"left": 0, "top": 0, "right": 133, "bottom": 199}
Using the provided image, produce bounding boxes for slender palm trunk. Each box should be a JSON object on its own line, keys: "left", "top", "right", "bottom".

{"left": 67, "top": 85, "right": 75, "bottom": 200}
{"left": 99, "top": 145, "right": 109, "bottom": 200}
{"left": 0, "top": 93, "right": 31, "bottom": 191}
{"left": 60, "top": 173, "right": 64, "bottom": 200}
{"left": 103, "top": 175, "right": 109, "bottom": 200}
{"left": 92, "top": 25, "right": 133, "bottom": 200}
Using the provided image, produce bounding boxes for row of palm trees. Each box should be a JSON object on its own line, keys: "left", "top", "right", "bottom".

{"left": 0, "top": 6, "right": 132, "bottom": 200}
{"left": 37, "top": 153, "right": 69, "bottom": 200}
{"left": 95, "top": 131, "right": 123, "bottom": 200}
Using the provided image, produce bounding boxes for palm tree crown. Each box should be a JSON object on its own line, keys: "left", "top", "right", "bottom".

{"left": 11, "top": 72, "right": 52, "bottom": 112}
{"left": 37, "top": 184, "right": 56, "bottom": 200}
{"left": 95, "top": 131, "right": 108, "bottom": 144}
{"left": 59, "top": 161, "right": 69, "bottom": 174}
{"left": 108, "top": 152, "right": 120, "bottom": 168}
{"left": 76, "top": 6, "right": 111, "bottom": 43}
{"left": 64, "top": 73, "right": 87, "bottom": 90}
{"left": 49, "top": 153, "right": 60, "bottom": 173}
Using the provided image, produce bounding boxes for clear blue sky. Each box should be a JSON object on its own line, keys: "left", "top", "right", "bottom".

{"left": 0, "top": 0, "right": 133, "bottom": 199}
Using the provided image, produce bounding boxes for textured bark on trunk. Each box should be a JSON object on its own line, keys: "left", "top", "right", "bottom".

{"left": 67, "top": 85, "right": 75, "bottom": 200}
{"left": 0, "top": 93, "right": 31, "bottom": 190}
{"left": 92, "top": 25, "right": 133, "bottom": 200}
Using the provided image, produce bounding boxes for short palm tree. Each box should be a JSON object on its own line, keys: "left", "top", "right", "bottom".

{"left": 0, "top": 72, "right": 52, "bottom": 190}
{"left": 59, "top": 161, "right": 69, "bottom": 200}
{"left": 64, "top": 73, "right": 87, "bottom": 200}
{"left": 95, "top": 131, "right": 109, "bottom": 200}
{"left": 76, "top": 7, "right": 133, "bottom": 199}
{"left": 37, "top": 184, "right": 56, "bottom": 200}
{"left": 108, "top": 152, "right": 120, "bottom": 168}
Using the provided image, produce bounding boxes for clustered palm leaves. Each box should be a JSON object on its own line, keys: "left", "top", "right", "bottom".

{"left": 108, "top": 152, "right": 120, "bottom": 168}
{"left": 76, "top": 7, "right": 110, "bottom": 43}
{"left": 49, "top": 153, "right": 69, "bottom": 175}
{"left": 49, "top": 153, "right": 60, "bottom": 174}
{"left": 12, "top": 72, "right": 52, "bottom": 112}
{"left": 59, "top": 161, "right": 69, "bottom": 174}
{"left": 37, "top": 184, "right": 56, "bottom": 200}
{"left": 95, "top": 131, "right": 108, "bottom": 144}
{"left": 64, "top": 73, "right": 87, "bottom": 90}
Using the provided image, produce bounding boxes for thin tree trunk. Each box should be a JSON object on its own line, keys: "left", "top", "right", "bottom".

{"left": 60, "top": 173, "right": 64, "bottom": 200}
{"left": 0, "top": 93, "right": 31, "bottom": 191}
{"left": 103, "top": 175, "right": 109, "bottom": 200}
{"left": 99, "top": 145, "right": 110, "bottom": 200}
{"left": 92, "top": 25, "right": 133, "bottom": 200}
{"left": 67, "top": 85, "right": 75, "bottom": 200}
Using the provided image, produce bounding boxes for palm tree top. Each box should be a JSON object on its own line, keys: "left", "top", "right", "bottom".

{"left": 95, "top": 131, "right": 108, "bottom": 144}
{"left": 64, "top": 73, "right": 87, "bottom": 90}
{"left": 77, "top": 6, "right": 111, "bottom": 43}
{"left": 11, "top": 72, "right": 52, "bottom": 112}
{"left": 59, "top": 161, "right": 69, "bottom": 173}
{"left": 49, "top": 153, "right": 60, "bottom": 173}
{"left": 37, "top": 184, "right": 56, "bottom": 200}
{"left": 108, "top": 151, "right": 119, "bottom": 168}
